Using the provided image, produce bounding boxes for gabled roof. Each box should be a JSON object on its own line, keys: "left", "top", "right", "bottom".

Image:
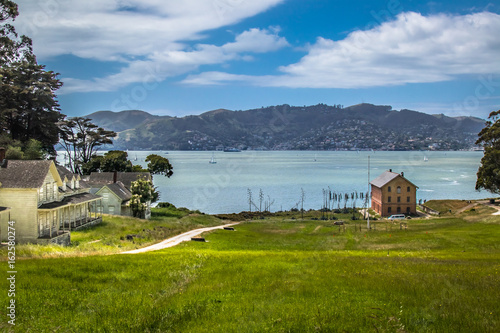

{"left": 0, "top": 160, "right": 59, "bottom": 188}
{"left": 101, "top": 181, "right": 132, "bottom": 202}
{"left": 87, "top": 172, "right": 151, "bottom": 189}
{"left": 370, "top": 170, "right": 418, "bottom": 188}
{"left": 56, "top": 165, "right": 79, "bottom": 181}
{"left": 56, "top": 165, "right": 89, "bottom": 191}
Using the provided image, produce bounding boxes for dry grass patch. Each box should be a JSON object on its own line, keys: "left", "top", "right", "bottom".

{"left": 425, "top": 199, "right": 473, "bottom": 214}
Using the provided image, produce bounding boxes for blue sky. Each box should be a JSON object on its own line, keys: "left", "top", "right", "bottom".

{"left": 13, "top": 0, "right": 500, "bottom": 118}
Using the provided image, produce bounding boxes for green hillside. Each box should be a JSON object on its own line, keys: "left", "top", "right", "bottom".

{"left": 85, "top": 103, "right": 485, "bottom": 151}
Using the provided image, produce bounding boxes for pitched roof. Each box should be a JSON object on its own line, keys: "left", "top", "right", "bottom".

{"left": 370, "top": 171, "right": 400, "bottom": 188}
{"left": 87, "top": 172, "right": 151, "bottom": 189}
{"left": 0, "top": 160, "right": 53, "bottom": 188}
{"left": 104, "top": 182, "right": 132, "bottom": 202}
{"left": 370, "top": 170, "right": 418, "bottom": 188}
{"left": 56, "top": 165, "right": 76, "bottom": 180}
{"left": 56, "top": 165, "right": 90, "bottom": 190}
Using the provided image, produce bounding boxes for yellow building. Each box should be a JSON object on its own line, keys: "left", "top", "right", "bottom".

{"left": 0, "top": 159, "right": 102, "bottom": 245}
{"left": 370, "top": 170, "right": 418, "bottom": 217}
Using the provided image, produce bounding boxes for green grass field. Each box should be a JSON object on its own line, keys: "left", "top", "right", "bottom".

{"left": 1, "top": 204, "right": 499, "bottom": 332}
{"left": 3, "top": 205, "right": 224, "bottom": 259}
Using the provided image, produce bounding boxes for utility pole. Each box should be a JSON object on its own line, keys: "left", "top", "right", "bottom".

{"left": 367, "top": 155, "right": 371, "bottom": 230}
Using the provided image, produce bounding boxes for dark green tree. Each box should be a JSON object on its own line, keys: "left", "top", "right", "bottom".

{"left": 0, "top": 0, "right": 63, "bottom": 156}
{"left": 81, "top": 155, "right": 104, "bottom": 175}
{"left": 83, "top": 150, "right": 134, "bottom": 174}
{"left": 145, "top": 154, "right": 173, "bottom": 178}
{"left": 100, "top": 150, "right": 133, "bottom": 173}
{"left": 476, "top": 110, "right": 500, "bottom": 194}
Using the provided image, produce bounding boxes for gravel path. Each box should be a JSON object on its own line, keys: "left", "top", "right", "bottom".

{"left": 121, "top": 222, "right": 239, "bottom": 254}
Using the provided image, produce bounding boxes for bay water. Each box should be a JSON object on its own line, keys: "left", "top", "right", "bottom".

{"left": 128, "top": 150, "right": 488, "bottom": 214}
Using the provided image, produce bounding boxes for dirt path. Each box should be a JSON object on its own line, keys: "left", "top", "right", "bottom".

{"left": 456, "top": 200, "right": 500, "bottom": 215}
{"left": 121, "top": 222, "right": 239, "bottom": 254}
{"left": 480, "top": 201, "right": 500, "bottom": 215}
{"left": 455, "top": 202, "right": 479, "bottom": 214}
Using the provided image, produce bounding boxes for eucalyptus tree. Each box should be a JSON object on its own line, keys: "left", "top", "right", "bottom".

{"left": 58, "top": 117, "right": 116, "bottom": 174}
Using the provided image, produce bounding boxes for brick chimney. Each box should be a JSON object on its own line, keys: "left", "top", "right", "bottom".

{"left": 113, "top": 170, "right": 118, "bottom": 183}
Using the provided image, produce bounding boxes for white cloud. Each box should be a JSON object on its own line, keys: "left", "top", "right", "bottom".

{"left": 11, "top": 0, "right": 286, "bottom": 93}
{"left": 58, "top": 28, "right": 289, "bottom": 94}
{"left": 14, "top": 0, "right": 285, "bottom": 60}
{"left": 185, "top": 11, "right": 500, "bottom": 88}
{"left": 223, "top": 27, "right": 289, "bottom": 53}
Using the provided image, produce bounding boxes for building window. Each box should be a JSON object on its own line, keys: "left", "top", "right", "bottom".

{"left": 406, "top": 207, "right": 411, "bottom": 214}
{"left": 407, "top": 186, "right": 411, "bottom": 192}
{"left": 397, "top": 186, "right": 401, "bottom": 194}
{"left": 397, "top": 196, "right": 401, "bottom": 203}
{"left": 388, "top": 196, "right": 391, "bottom": 203}
{"left": 39, "top": 186, "right": 44, "bottom": 201}
{"left": 388, "top": 186, "right": 391, "bottom": 192}
{"left": 407, "top": 196, "right": 410, "bottom": 203}
{"left": 388, "top": 207, "right": 392, "bottom": 213}
{"left": 397, "top": 207, "right": 401, "bottom": 213}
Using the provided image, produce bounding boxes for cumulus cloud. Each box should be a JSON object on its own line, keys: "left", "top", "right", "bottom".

{"left": 15, "top": 0, "right": 284, "bottom": 60}
{"left": 58, "top": 28, "right": 289, "bottom": 94}
{"left": 185, "top": 11, "right": 500, "bottom": 88}
{"left": 12, "top": 0, "right": 286, "bottom": 93}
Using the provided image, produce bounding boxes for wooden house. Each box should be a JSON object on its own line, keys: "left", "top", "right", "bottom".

{"left": 86, "top": 172, "right": 152, "bottom": 219}
{"left": 370, "top": 170, "right": 418, "bottom": 217}
{"left": 95, "top": 182, "right": 132, "bottom": 216}
{"left": 0, "top": 158, "right": 103, "bottom": 245}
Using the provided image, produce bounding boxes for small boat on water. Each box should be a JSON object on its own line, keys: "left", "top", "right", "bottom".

{"left": 209, "top": 153, "right": 217, "bottom": 164}
{"left": 424, "top": 156, "right": 429, "bottom": 162}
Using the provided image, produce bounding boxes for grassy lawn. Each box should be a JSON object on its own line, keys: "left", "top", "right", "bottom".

{"left": 0, "top": 205, "right": 225, "bottom": 259}
{"left": 1, "top": 209, "right": 499, "bottom": 332}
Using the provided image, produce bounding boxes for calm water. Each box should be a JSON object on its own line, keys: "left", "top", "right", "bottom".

{"left": 125, "top": 150, "right": 487, "bottom": 214}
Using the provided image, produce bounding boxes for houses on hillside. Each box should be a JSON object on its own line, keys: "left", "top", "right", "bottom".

{"left": 370, "top": 170, "right": 418, "bottom": 217}
{"left": 0, "top": 147, "right": 153, "bottom": 245}
{"left": 0, "top": 156, "right": 103, "bottom": 245}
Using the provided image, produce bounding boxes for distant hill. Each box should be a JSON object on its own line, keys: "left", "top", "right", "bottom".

{"left": 84, "top": 104, "right": 485, "bottom": 151}
{"left": 86, "top": 110, "right": 163, "bottom": 133}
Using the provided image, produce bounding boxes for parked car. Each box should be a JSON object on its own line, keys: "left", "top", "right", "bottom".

{"left": 388, "top": 214, "right": 406, "bottom": 220}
